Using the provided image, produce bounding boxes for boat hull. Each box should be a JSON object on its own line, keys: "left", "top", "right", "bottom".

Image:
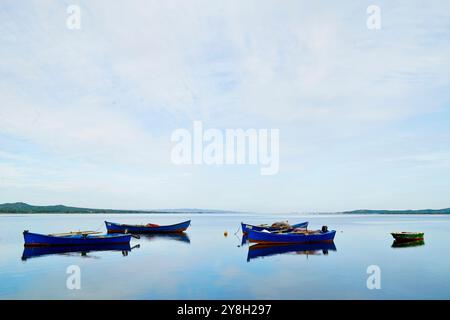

{"left": 241, "top": 221, "right": 308, "bottom": 234}
{"left": 391, "top": 232, "right": 424, "bottom": 242}
{"left": 105, "top": 220, "right": 191, "bottom": 234}
{"left": 23, "top": 231, "right": 131, "bottom": 247}
{"left": 247, "top": 229, "right": 336, "bottom": 244}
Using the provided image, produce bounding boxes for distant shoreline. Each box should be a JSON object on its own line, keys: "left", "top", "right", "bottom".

{"left": 1, "top": 212, "right": 450, "bottom": 215}
{"left": 0, "top": 202, "right": 241, "bottom": 214}
{"left": 0, "top": 202, "right": 449, "bottom": 215}
{"left": 0, "top": 211, "right": 236, "bottom": 215}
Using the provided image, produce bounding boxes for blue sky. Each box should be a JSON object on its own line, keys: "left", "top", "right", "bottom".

{"left": 0, "top": 0, "right": 449, "bottom": 212}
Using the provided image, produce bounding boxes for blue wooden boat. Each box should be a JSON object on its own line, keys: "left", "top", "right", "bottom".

{"left": 23, "top": 230, "right": 131, "bottom": 247}
{"left": 241, "top": 221, "right": 308, "bottom": 234}
{"left": 247, "top": 228, "right": 336, "bottom": 244}
{"left": 247, "top": 242, "right": 337, "bottom": 262}
{"left": 22, "top": 243, "right": 133, "bottom": 260}
{"left": 105, "top": 220, "right": 191, "bottom": 234}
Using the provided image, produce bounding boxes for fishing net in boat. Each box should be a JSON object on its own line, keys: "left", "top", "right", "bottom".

{"left": 270, "top": 221, "right": 291, "bottom": 229}
{"left": 145, "top": 223, "right": 160, "bottom": 228}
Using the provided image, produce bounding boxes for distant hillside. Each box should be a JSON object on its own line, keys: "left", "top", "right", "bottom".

{"left": 344, "top": 208, "right": 450, "bottom": 214}
{"left": 3, "top": 202, "right": 448, "bottom": 215}
{"left": 0, "top": 202, "right": 139, "bottom": 213}
{"left": 0, "top": 202, "right": 235, "bottom": 214}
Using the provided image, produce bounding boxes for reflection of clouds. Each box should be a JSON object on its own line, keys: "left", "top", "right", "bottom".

{"left": 0, "top": 244, "right": 22, "bottom": 266}
{"left": 7, "top": 246, "right": 191, "bottom": 299}
{"left": 200, "top": 248, "right": 341, "bottom": 299}
{"left": 2, "top": 214, "right": 450, "bottom": 299}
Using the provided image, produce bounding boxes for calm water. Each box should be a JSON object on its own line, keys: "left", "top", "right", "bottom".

{"left": 1, "top": 213, "right": 449, "bottom": 299}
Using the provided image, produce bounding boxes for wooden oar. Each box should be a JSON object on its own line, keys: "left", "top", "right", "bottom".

{"left": 49, "top": 231, "right": 102, "bottom": 237}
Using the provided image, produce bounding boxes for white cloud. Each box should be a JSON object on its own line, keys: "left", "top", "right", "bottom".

{"left": 0, "top": 1, "right": 450, "bottom": 210}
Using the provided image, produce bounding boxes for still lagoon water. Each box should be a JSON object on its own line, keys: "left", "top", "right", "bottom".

{"left": 1, "top": 213, "right": 450, "bottom": 299}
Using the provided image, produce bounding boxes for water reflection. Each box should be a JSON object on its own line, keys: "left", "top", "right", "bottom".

{"left": 140, "top": 232, "right": 190, "bottom": 244}
{"left": 21, "top": 244, "right": 140, "bottom": 261}
{"left": 247, "top": 242, "right": 337, "bottom": 262}
{"left": 240, "top": 235, "right": 249, "bottom": 247}
{"left": 392, "top": 240, "right": 425, "bottom": 248}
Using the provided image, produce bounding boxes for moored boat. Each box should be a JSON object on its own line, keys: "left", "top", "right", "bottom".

{"left": 247, "top": 227, "right": 336, "bottom": 244}
{"left": 105, "top": 220, "right": 191, "bottom": 234}
{"left": 241, "top": 221, "right": 308, "bottom": 234}
{"left": 23, "top": 230, "right": 131, "bottom": 247}
{"left": 391, "top": 232, "right": 424, "bottom": 243}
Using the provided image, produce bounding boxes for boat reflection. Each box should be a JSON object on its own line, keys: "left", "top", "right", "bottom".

{"left": 247, "top": 242, "right": 337, "bottom": 262}
{"left": 21, "top": 244, "right": 139, "bottom": 261}
{"left": 392, "top": 239, "right": 425, "bottom": 248}
{"left": 241, "top": 235, "right": 249, "bottom": 247}
{"left": 140, "top": 232, "right": 190, "bottom": 244}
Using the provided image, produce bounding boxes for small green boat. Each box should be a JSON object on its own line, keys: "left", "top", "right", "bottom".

{"left": 391, "top": 232, "right": 424, "bottom": 242}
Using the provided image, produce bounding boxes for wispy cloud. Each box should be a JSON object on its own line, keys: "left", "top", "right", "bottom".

{"left": 0, "top": 1, "right": 450, "bottom": 211}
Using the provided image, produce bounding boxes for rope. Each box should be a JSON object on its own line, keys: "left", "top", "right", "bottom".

{"left": 93, "top": 223, "right": 104, "bottom": 232}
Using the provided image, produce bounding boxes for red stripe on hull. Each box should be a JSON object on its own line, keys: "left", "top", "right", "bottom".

{"left": 24, "top": 241, "right": 130, "bottom": 247}
{"left": 107, "top": 228, "right": 188, "bottom": 234}
{"left": 393, "top": 237, "right": 424, "bottom": 243}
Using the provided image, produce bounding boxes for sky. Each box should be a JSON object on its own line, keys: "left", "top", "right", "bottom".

{"left": 0, "top": 0, "right": 450, "bottom": 212}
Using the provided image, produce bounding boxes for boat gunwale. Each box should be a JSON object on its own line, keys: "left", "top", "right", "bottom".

{"left": 24, "top": 231, "right": 130, "bottom": 239}
{"left": 247, "top": 229, "right": 336, "bottom": 244}
{"left": 105, "top": 220, "right": 191, "bottom": 228}
{"left": 23, "top": 231, "right": 132, "bottom": 247}
{"left": 105, "top": 220, "right": 191, "bottom": 234}
{"left": 391, "top": 232, "right": 424, "bottom": 235}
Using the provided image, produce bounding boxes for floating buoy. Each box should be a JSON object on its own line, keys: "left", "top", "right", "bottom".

{"left": 224, "top": 231, "right": 228, "bottom": 237}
